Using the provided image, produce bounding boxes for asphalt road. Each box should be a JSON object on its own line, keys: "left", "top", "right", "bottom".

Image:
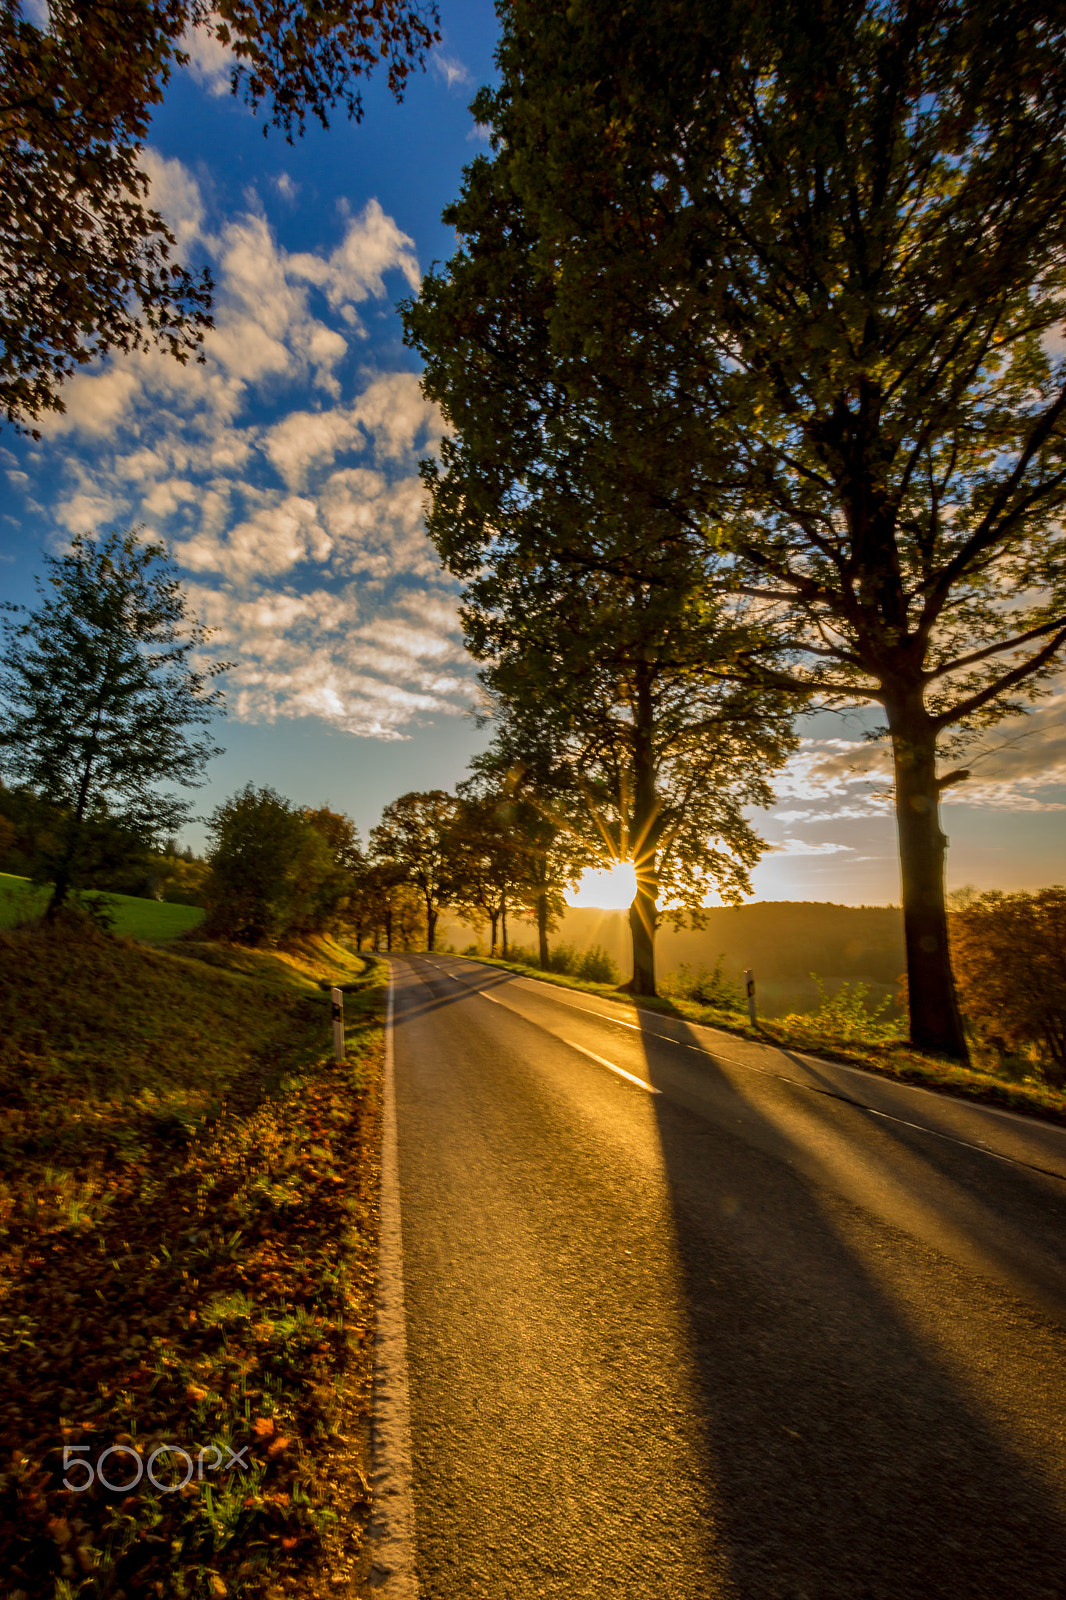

{"left": 389, "top": 953, "right": 1066, "bottom": 1599}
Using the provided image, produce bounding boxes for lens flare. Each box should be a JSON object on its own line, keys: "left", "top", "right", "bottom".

{"left": 567, "top": 861, "right": 639, "bottom": 910}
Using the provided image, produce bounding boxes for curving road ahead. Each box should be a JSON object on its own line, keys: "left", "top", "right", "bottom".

{"left": 387, "top": 953, "right": 1066, "bottom": 1600}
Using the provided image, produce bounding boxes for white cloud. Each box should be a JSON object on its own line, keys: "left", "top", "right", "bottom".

{"left": 352, "top": 372, "right": 441, "bottom": 461}
{"left": 178, "top": 493, "right": 329, "bottom": 580}
{"left": 141, "top": 149, "right": 208, "bottom": 251}
{"left": 288, "top": 198, "right": 419, "bottom": 312}
{"left": 181, "top": 19, "right": 234, "bottom": 97}
{"left": 771, "top": 692, "right": 1066, "bottom": 824}
{"left": 23, "top": 157, "right": 471, "bottom": 742}
{"left": 273, "top": 173, "right": 298, "bottom": 202}
{"left": 768, "top": 838, "right": 854, "bottom": 857}
{"left": 264, "top": 408, "right": 359, "bottom": 491}
{"left": 54, "top": 489, "right": 125, "bottom": 536}
{"left": 431, "top": 51, "right": 473, "bottom": 90}
{"left": 190, "top": 582, "right": 470, "bottom": 739}
{"left": 42, "top": 177, "right": 421, "bottom": 443}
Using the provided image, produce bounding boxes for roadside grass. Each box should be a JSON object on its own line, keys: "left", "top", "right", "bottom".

{"left": 467, "top": 953, "right": 1066, "bottom": 1128}
{"left": 0, "top": 873, "right": 204, "bottom": 941}
{"left": 0, "top": 923, "right": 385, "bottom": 1599}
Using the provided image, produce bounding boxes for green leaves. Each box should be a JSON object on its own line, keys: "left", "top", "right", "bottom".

{"left": 0, "top": 527, "right": 227, "bottom": 914}
{"left": 203, "top": 790, "right": 360, "bottom": 946}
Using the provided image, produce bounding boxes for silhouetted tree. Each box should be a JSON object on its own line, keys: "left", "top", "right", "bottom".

{"left": 467, "top": 0, "right": 1066, "bottom": 1058}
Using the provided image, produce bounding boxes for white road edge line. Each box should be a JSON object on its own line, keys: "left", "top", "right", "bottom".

{"left": 368, "top": 961, "right": 420, "bottom": 1597}
{"left": 563, "top": 1039, "right": 661, "bottom": 1094}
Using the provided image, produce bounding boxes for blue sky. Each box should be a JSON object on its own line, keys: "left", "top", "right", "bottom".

{"left": 2, "top": 1, "right": 1065, "bottom": 903}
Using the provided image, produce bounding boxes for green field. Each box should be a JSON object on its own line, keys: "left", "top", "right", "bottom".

{"left": 0, "top": 871, "right": 204, "bottom": 940}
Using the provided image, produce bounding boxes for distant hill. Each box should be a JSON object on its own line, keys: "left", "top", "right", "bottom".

{"left": 440, "top": 901, "right": 906, "bottom": 1017}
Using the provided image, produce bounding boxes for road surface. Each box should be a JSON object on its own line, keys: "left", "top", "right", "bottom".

{"left": 386, "top": 953, "right": 1066, "bottom": 1599}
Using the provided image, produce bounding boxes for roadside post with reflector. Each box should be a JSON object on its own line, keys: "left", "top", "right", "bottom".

{"left": 331, "top": 986, "right": 344, "bottom": 1062}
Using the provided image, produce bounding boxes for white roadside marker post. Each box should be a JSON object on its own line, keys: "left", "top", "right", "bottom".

{"left": 744, "top": 968, "right": 757, "bottom": 1028}
{"left": 331, "top": 987, "right": 345, "bottom": 1062}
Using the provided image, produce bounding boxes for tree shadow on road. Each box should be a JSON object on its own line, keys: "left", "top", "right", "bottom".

{"left": 640, "top": 1009, "right": 1066, "bottom": 1600}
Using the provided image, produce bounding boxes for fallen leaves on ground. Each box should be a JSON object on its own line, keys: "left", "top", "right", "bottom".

{"left": 0, "top": 925, "right": 384, "bottom": 1599}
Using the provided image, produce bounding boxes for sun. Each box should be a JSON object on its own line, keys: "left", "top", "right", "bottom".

{"left": 567, "top": 861, "right": 639, "bottom": 910}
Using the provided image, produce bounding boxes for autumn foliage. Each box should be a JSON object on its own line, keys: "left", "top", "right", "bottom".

{"left": 0, "top": 923, "right": 384, "bottom": 1595}
{"left": 951, "top": 890, "right": 1066, "bottom": 1089}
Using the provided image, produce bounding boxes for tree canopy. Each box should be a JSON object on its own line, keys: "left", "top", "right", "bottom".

{"left": 203, "top": 787, "right": 358, "bottom": 945}
{"left": 0, "top": 0, "right": 439, "bottom": 432}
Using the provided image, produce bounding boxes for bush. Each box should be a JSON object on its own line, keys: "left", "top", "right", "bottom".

{"left": 576, "top": 944, "right": 619, "bottom": 984}
{"left": 544, "top": 941, "right": 577, "bottom": 974}
{"left": 502, "top": 941, "right": 539, "bottom": 966}
{"left": 804, "top": 974, "right": 899, "bottom": 1043}
{"left": 661, "top": 957, "right": 743, "bottom": 1010}
{"left": 495, "top": 940, "right": 619, "bottom": 984}
{"left": 952, "top": 888, "right": 1066, "bottom": 1088}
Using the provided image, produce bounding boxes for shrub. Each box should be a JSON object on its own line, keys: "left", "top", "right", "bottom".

{"left": 502, "top": 941, "right": 539, "bottom": 966}
{"left": 661, "top": 957, "right": 743, "bottom": 1010}
{"left": 805, "top": 974, "right": 899, "bottom": 1043}
{"left": 576, "top": 944, "right": 620, "bottom": 984}
{"left": 952, "top": 888, "right": 1066, "bottom": 1089}
{"left": 544, "top": 941, "right": 577, "bottom": 974}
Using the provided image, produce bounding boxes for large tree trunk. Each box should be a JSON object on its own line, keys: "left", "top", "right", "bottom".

{"left": 384, "top": 907, "right": 393, "bottom": 953}
{"left": 488, "top": 910, "right": 499, "bottom": 956}
{"left": 536, "top": 893, "right": 550, "bottom": 968}
{"left": 501, "top": 896, "right": 508, "bottom": 960}
{"left": 887, "top": 696, "right": 969, "bottom": 1062}
{"left": 425, "top": 895, "right": 438, "bottom": 952}
{"left": 628, "top": 889, "right": 657, "bottom": 995}
{"left": 626, "top": 666, "right": 660, "bottom": 997}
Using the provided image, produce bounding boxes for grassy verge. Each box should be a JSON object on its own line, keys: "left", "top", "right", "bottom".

{"left": 0, "top": 923, "right": 386, "bottom": 1599}
{"left": 0, "top": 873, "right": 204, "bottom": 941}
{"left": 467, "top": 953, "right": 1066, "bottom": 1128}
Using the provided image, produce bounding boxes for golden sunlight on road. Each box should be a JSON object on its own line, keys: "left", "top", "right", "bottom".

{"left": 568, "top": 861, "right": 639, "bottom": 910}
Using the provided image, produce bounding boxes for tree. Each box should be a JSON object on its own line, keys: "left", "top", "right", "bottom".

{"left": 0, "top": 528, "right": 225, "bottom": 918}
{"left": 469, "top": 559, "right": 794, "bottom": 995}
{"left": 448, "top": 789, "right": 524, "bottom": 957}
{"left": 301, "top": 804, "right": 362, "bottom": 933}
{"left": 459, "top": 0, "right": 1066, "bottom": 1059}
{"left": 371, "top": 790, "right": 459, "bottom": 953}
{"left": 0, "top": 0, "right": 439, "bottom": 433}
{"left": 466, "top": 718, "right": 599, "bottom": 969}
{"left": 202, "top": 786, "right": 356, "bottom": 944}
{"left": 952, "top": 889, "right": 1066, "bottom": 1088}
{"left": 348, "top": 853, "right": 414, "bottom": 951}
{"left": 405, "top": 144, "right": 797, "bottom": 996}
